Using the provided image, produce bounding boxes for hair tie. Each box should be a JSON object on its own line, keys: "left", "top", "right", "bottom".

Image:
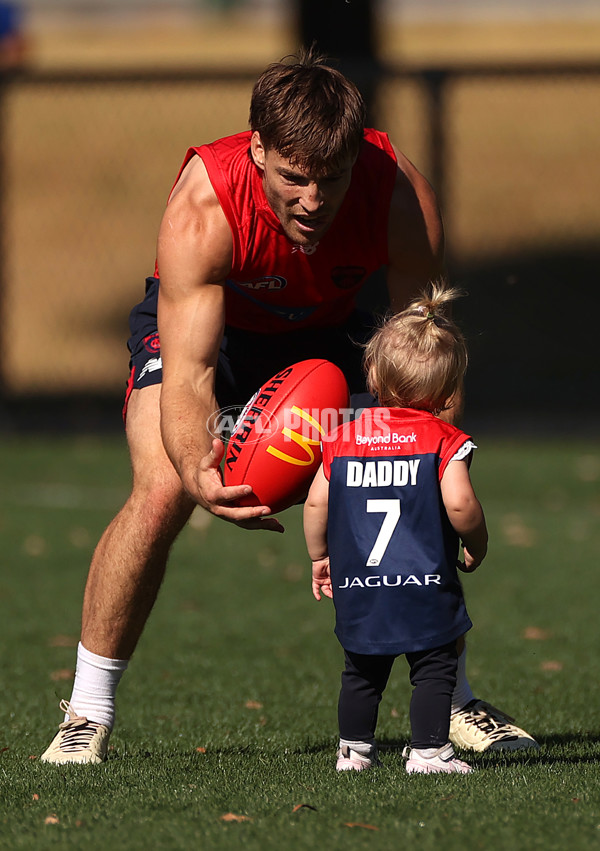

{"left": 414, "top": 306, "right": 436, "bottom": 320}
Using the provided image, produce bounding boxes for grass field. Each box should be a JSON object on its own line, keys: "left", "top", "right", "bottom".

{"left": 1, "top": 435, "right": 599, "bottom": 849}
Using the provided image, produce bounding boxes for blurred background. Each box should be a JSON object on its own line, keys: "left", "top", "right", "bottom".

{"left": 0, "top": 0, "right": 598, "bottom": 434}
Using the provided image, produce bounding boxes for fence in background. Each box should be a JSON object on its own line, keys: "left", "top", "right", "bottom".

{"left": 0, "top": 62, "right": 598, "bottom": 428}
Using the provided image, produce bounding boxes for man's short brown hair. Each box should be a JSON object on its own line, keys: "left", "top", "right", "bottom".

{"left": 249, "top": 47, "right": 367, "bottom": 174}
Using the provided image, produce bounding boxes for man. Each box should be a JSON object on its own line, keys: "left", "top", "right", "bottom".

{"left": 41, "top": 49, "right": 537, "bottom": 764}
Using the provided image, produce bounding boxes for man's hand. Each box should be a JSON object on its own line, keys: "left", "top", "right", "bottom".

{"left": 194, "top": 439, "right": 284, "bottom": 532}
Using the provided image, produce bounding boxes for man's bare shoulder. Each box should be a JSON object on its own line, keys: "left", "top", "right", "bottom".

{"left": 158, "top": 153, "right": 232, "bottom": 283}
{"left": 167, "top": 154, "right": 224, "bottom": 216}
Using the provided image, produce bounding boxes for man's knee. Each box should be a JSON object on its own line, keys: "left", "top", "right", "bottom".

{"left": 130, "top": 470, "right": 194, "bottom": 528}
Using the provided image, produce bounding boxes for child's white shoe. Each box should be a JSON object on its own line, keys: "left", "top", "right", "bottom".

{"left": 336, "top": 740, "right": 380, "bottom": 771}
{"left": 403, "top": 741, "right": 472, "bottom": 774}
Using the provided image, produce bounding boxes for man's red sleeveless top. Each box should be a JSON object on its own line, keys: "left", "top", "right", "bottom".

{"left": 166, "top": 128, "right": 397, "bottom": 333}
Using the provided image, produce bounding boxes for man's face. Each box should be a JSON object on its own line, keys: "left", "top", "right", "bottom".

{"left": 250, "top": 132, "right": 355, "bottom": 247}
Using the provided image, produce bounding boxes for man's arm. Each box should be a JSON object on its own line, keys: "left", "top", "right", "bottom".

{"left": 385, "top": 146, "right": 464, "bottom": 423}
{"left": 385, "top": 145, "right": 445, "bottom": 312}
{"left": 156, "top": 155, "right": 282, "bottom": 530}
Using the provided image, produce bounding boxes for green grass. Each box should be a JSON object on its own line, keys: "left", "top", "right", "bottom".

{"left": 1, "top": 435, "right": 600, "bottom": 849}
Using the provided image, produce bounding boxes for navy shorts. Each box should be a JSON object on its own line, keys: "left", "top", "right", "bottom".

{"left": 124, "top": 276, "right": 378, "bottom": 420}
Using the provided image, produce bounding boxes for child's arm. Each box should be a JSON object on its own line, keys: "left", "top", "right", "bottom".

{"left": 303, "top": 464, "right": 333, "bottom": 601}
{"left": 440, "top": 458, "right": 488, "bottom": 572}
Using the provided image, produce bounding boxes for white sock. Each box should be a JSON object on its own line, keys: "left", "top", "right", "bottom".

{"left": 339, "top": 738, "right": 376, "bottom": 755}
{"left": 412, "top": 743, "right": 452, "bottom": 758}
{"left": 451, "top": 645, "right": 475, "bottom": 714}
{"left": 66, "top": 642, "right": 129, "bottom": 730}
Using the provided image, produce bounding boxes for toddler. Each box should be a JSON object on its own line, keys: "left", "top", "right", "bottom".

{"left": 303, "top": 282, "right": 488, "bottom": 774}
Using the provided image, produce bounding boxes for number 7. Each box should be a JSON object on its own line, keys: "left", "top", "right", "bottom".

{"left": 365, "top": 499, "right": 401, "bottom": 567}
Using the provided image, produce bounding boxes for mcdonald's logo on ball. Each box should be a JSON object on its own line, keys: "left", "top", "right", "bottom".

{"left": 223, "top": 360, "right": 350, "bottom": 514}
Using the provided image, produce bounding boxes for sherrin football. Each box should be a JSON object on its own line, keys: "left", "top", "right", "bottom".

{"left": 223, "top": 359, "right": 350, "bottom": 513}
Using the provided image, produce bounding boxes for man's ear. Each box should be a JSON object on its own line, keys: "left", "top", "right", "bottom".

{"left": 250, "top": 131, "right": 266, "bottom": 171}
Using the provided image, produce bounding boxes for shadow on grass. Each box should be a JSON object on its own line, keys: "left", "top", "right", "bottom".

{"left": 99, "top": 731, "right": 597, "bottom": 768}
{"left": 82, "top": 722, "right": 600, "bottom": 769}
{"left": 101, "top": 741, "right": 336, "bottom": 762}
{"left": 33, "top": 733, "right": 592, "bottom": 778}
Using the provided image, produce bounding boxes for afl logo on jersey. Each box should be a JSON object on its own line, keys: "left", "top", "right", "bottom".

{"left": 239, "top": 276, "right": 287, "bottom": 291}
{"left": 331, "top": 266, "right": 366, "bottom": 290}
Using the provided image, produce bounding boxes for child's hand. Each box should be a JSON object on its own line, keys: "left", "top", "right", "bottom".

{"left": 312, "top": 557, "right": 332, "bottom": 601}
{"left": 458, "top": 544, "right": 484, "bottom": 573}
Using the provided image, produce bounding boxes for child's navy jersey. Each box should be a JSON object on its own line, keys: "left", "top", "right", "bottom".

{"left": 322, "top": 407, "right": 474, "bottom": 655}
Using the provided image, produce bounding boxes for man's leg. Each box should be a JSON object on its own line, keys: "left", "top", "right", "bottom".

{"left": 450, "top": 637, "right": 540, "bottom": 752}
{"left": 41, "top": 385, "right": 195, "bottom": 763}
{"left": 81, "top": 385, "right": 194, "bottom": 659}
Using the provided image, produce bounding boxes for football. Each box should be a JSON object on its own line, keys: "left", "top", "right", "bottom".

{"left": 223, "top": 359, "right": 350, "bottom": 513}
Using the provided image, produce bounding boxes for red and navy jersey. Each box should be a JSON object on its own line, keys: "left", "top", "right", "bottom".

{"left": 161, "top": 129, "right": 397, "bottom": 333}
{"left": 322, "top": 407, "right": 473, "bottom": 655}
